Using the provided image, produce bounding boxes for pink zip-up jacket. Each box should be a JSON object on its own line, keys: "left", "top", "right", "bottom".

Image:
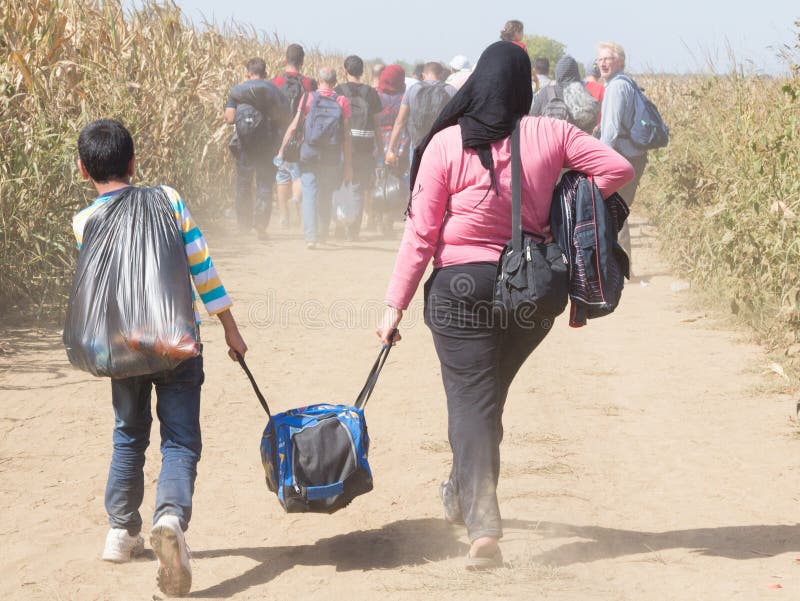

{"left": 385, "top": 116, "right": 634, "bottom": 309}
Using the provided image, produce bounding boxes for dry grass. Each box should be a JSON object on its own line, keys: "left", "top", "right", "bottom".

{"left": 0, "top": 0, "right": 340, "bottom": 318}
{"left": 637, "top": 34, "right": 800, "bottom": 366}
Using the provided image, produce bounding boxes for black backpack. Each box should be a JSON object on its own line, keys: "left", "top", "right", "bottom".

{"left": 234, "top": 103, "right": 264, "bottom": 146}
{"left": 340, "top": 82, "right": 371, "bottom": 134}
{"left": 280, "top": 73, "right": 305, "bottom": 116}
{"left": 408, "top": 82, "right": 451, "bottom": 147}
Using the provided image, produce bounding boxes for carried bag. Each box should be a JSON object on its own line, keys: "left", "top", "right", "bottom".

{"left": 282, "top": 92, "right": 308, "bottom": 163}
{"left": 234, "top": 103, "right": 264, "bottom": 145}
{"left": 340, "top": 82, "right": 371, "bottom": 135}
{"left": 63, "top": 187, "right": 199, "bottom": 378}
{"left": 407, "top": 81, "right": 451, "bottom": 147}
{"left": 542, "top": 88, "right": 571, "bottom": 122}
{"left": 372, "top": 167, "right": 405, "bottom": 211}
{"left": 237, "top": 340, "right": 393, "bottom": 514}
{"left": 300, "top": 92, "right": 344, "bottom": 163}
{"left": 333, "top": 182, "right": 361, "bottom": 225}
{"left": 279, "top": 72, "right": 306, "bottom": 116}
{"left": 551, "top": 170, "right": 629, "bottom": 326}
{"left": 494, "top": 121, "right": 569, "bottom": 320}
{"left": 562, "top": 82, "right": 601, "bottom": 134}
{"left": 617, "top": 74, "right": 669, "bottom": 150}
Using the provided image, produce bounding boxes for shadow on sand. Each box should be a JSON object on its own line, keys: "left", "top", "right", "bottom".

{"left": 521, "top": 520, "right": 800, "bottom": 567}
{"left": 187, "top": 517, "right": 800, "bottom": 596}
{"left": 189, "top": 518, "right": 466, "bottom": 598}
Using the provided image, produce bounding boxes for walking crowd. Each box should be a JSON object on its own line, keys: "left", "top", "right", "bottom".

{"left": 64, "top": 17, "right": 668, "bottom": 597}
{"left": 225, "top": 24, "right": 653, "bottom": 266}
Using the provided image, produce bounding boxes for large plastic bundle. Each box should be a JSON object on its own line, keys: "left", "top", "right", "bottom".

{"left": 63, "top": 187, "right": 199, "bottom": 378}
{"left": 332, "top": 182, "right": 360, "bottom": 225}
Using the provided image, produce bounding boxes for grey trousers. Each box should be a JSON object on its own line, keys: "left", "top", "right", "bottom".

{"left": 617, "top": 153, "right": 648, "bottom": 265}
{"left": 424, "top": 262, "right": 554, "bottom": 541}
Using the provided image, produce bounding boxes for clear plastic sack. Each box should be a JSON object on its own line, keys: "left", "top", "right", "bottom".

{"left": 63, "top": 187, "right": 199, "bottom": 378}
{"left": 333, "top": 182, "right": 361, "bottom": 226}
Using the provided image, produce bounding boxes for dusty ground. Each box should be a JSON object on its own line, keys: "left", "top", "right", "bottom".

{"left": 2, "top": 214, "right": 799, "bottom": 600}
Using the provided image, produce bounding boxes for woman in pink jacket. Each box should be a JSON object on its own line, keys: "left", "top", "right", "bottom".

{"left": 376, "top": 42, "right": 633, "bottom": 569}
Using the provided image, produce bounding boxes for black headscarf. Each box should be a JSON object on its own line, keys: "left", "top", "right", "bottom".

{"left": 409, "top": 41, "right": 533, "bottom": 206}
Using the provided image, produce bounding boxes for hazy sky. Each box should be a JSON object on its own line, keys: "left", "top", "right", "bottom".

{"left": 168, "top": 0, "right": 798, "bottom": 74}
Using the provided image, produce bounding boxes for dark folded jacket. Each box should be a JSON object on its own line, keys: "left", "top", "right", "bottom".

{"left": 550, "top": 171, "right": 630, "bottom": 327}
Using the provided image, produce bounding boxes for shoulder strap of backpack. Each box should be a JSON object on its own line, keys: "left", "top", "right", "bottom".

{"left": 511, "top": 119, "right": 522, "bottom": 253}
{"left": 610, "top": 74, "right": 640, "bottom": 138}
{"left": 354, "top": 333, "right": 396, "bottom": 410}
{"left": 236, "top": 352, "right": 272, "bottom": 419}
{"left": 615, "top": 73, "right": 640, "bottom": 92}
{"left": 355, "top": 83, "right": 370, "bottom": 99}
{"left": 295, "top": 91, "right": 309, "bottom": 128}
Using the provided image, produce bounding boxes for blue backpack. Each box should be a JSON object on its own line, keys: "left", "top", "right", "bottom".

{"left": 617, "top": 74, "right": 669, "bottom": 150}
{"left": 237, "top": 341, "right": 392, "bottom": 514}
{"left": 300, "top": 91, "right": 344, "bottom": 163}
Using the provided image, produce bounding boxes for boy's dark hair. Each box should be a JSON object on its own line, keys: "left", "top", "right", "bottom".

{"left": 286, "top": 43, "right": 305, "bottom": 67}
{"left": 423, "top": 61, "right": 445, "bottom": 81}
{"left": 534, "top": 57, "right": 550, "bottom": 76}
{"left": 246, "top": 57, "right": 267, "bottom": 77}
{"left": 343, "top": 55, "right": 364, "bottom": 78}
{"left": 78, "top": 119, "right": 134, "bottom": 183}
{"left": 412, "top": 63, "right": 425, "bottom": 79}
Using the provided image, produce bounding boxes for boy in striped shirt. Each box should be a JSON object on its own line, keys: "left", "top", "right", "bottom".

{"left": 73, "top": 119, "right": 247, "bottom": 597}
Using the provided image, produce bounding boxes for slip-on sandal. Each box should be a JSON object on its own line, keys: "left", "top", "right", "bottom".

{"left": 465, "top": 545, "right": 503, "bottom": 571}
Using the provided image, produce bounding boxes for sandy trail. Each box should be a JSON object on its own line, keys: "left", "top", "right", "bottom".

{"left": 1, "top": 214, "right": 798, "bottom": 600}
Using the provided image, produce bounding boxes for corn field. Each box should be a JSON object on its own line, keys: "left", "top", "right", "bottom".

{"left": 2, "top": 2, "right": 800, "bottom": 360}
{"left": 0, "top": 0, "right": 335, "bottom": 317}
{"left": 638, "top": 38, "right": 800, "bottom": 360}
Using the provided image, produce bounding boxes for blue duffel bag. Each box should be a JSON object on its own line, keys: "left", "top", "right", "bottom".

{"left": 237, "top": 341, "right": 392, "bottom": 514}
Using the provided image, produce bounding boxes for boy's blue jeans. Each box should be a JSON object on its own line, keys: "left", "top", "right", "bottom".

{"left": 106, "top": 353, "right": 204, "bottom": 535}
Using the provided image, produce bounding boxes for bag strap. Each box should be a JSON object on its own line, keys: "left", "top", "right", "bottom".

{"left": 354, "top": 332, "right": 396, "bottom": 410}
{"left": 294, "top": 91, "right": 309, "bottom": 132}
{"left": 235, "top": 352, "right": 272, "bottom": 419}
{"left": 511, "top": 119, "right": 522, "bottom": 252}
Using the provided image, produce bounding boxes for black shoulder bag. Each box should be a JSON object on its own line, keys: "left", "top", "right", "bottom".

{"left": 493, "top": 120, "right": 570, "bottom": 321}
{"left": 282, "top": 91, "right": 308, "bottom": 163}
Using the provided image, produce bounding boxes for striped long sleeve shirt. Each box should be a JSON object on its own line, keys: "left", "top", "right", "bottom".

{"left": 72, "top": 185, "right": 232, "bottom": 323}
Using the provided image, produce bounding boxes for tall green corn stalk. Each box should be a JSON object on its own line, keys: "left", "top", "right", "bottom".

{"left": 0, "top": 0, "right": 338, "bottom": 318}
{"left": 639, "top": 27, "right": 800, "bottom": 357}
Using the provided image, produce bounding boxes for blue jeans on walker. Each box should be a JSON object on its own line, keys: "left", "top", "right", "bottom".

{"left": 105, "top": 353, "right": 204, "bottom": 535}
{"left": 300, "top": 161, "right": 342, "bottom": 243}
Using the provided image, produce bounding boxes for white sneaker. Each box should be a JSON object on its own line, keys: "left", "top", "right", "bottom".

{"left": 150, "top": 515, "right": 192, "bottom": 597}
{"left": 102, "top": 528, "right": 145, "bottom": 563}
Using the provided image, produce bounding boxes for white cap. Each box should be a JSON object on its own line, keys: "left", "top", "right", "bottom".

{"left": 449, "top": 55, "right": 471, "bottom": 71}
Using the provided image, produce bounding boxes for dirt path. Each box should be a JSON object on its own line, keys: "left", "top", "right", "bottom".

{"left": 1, "top": 214, "right": 798, "bottom": 600}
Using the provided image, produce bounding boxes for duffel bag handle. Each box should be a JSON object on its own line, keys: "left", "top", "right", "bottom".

{"left": 355, "top": 331, "right": 396, "bottom": 410}
{"left": 235, "top": 352, "right": 272, "bottom": 419}
{"left": 305, "top": 482, "right": 345, "bottom": 501}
